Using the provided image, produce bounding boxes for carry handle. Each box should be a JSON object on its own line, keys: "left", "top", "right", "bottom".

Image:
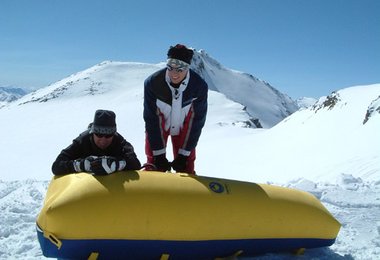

{"left": 44, "top": 231, "right": 62, "bottom": 249}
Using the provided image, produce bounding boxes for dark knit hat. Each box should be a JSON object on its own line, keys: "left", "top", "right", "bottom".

{"left": 89, "top": 109, "right": 116, "bottom": 135}
{"left": 167, "top": 44, "right": 194, "bottom": 64}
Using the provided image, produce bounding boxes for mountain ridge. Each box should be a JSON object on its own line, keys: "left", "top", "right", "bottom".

{"left": 4, "top": 50, "right": 298, "bottom": 128}
{"left": 0, "top": 86, "right": 29, "bottom": 106}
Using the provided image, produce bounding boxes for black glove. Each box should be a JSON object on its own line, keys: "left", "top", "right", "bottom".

{"left": 153, "top": 154, "right": 171, "bottom": 172}
{"left": 171, "top": 154, "right": 188, "bottom": 172}
{"left": 90, "top": 156, "right": 120, "bottom": 175}
{"left": 73, "top": 156, "right": 97, "bottom": 172}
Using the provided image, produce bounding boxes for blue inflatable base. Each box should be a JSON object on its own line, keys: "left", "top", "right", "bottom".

{"left": 37, "top": 226, "right": 335, "bottom": 260}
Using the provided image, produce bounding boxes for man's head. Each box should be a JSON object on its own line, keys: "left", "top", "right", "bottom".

{"left": 89, "top": 109, "right": 116, "bottom": 149}
{"left": 166, "top": 44, "right": 193, "bottom": 84}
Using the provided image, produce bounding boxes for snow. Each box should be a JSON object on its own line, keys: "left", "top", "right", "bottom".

{"left": 295, "top": 96, "right": 317, "bottom": 109}
{"left": 0, "top": 59, "right": 379, "bottom": 259}
{"left": 191, "top": 51, "right": 298, "bottom": 128}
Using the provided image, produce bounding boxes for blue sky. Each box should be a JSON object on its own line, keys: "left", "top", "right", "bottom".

{"left": 1, "top": 0, "right": 379, "bottom": 99}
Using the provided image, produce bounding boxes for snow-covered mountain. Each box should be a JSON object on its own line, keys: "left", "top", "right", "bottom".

{"left": 0, "top": 86, "right": 28, "bottom": 107}
{"left": 258, "top": 84, "right": 380, "bottom": 183}
{"left": 296, "top": 96, "right": 318, "bottom": 109}
{"left": 191, "top": 50, "right": 298, "bottom": 127}
{"left": 363, "top": 94, "right": 380, "bottom": 124}
{"left": 4, "top": 50, "right": 298, "bottom": 128}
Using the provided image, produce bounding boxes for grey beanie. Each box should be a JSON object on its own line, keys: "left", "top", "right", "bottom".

{"left": 89, "top": 110, "right": 117, "bottom": 135}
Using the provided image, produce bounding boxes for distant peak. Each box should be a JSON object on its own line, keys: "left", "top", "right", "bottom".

{"left": 363, "top": 95, "right": 380, "bottom": 124}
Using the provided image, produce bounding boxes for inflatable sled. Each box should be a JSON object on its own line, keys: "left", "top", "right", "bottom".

{"left": 36, "top": 171, "right": 341, "bottom": 259}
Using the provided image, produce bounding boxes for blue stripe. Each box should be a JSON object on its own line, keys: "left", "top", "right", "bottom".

{"left": 37, "top": 228, "right": 335, "bottom": 260}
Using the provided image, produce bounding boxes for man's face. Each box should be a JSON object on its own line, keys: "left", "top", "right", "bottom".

{"left": 93, "top": 133, "right": 114, "bottom": 149}
{"left": 167, "top": 64, "right": 188, "bottom": 84}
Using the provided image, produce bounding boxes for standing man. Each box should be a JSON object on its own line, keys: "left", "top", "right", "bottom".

{"left": 52, "top": 109, "right": 141, "bottom": 175}
{"left": 143, "top": 44, "right": 208, "bottom": 174}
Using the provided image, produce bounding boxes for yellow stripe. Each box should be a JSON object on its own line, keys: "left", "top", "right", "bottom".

{"left": 88, "top": 252, "right": 99, "bottom": 260}
{"left": 160, "top": 254, "right": 170, "bottom": 260}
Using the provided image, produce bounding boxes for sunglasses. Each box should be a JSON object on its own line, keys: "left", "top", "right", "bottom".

{"left": 167, "top": 65, "right": 188, "bottom": 73}
{"left": 94, "top": 133, "right": 114, "bottom": 138}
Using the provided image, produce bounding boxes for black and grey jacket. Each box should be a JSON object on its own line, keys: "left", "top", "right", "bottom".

{"left": 52, "top": 129, "right": 141, "bottom": 175}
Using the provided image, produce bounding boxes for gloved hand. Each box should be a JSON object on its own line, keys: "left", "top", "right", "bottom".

{"left": 171, "top": 154, "right": 188, "bottom": 172}
{"left": 153, "top": 154, "right": 171, "bottom": 172}
{"left": 73, "top": 156, "right": 97, "bottom": 172}
{"left": 90, "top": 156, "right": 121, "bottom": 175}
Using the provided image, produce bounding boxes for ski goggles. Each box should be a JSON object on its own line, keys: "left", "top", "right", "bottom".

{"left": 94, "top": 133, "right": 114, "bottom": 138}
{"left": 167, "top": 58, "right": 189, "bottom": 72}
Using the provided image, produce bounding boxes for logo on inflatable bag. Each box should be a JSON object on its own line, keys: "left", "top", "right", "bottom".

{"left": 208, "top": 182, "right": 225, "bottom": 193}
